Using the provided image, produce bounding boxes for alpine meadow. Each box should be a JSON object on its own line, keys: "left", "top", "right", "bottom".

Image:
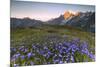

{"left": 10, "top": 1, "right": 95, "bottom": 66}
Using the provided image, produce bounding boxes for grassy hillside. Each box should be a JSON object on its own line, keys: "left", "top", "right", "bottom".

{"left": 11, "top": 25, "right": 95, "bottom": 48}
{"left": 10, "top": 25, "right": 95, "bottom": 66}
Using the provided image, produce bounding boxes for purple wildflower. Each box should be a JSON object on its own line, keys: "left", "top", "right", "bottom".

{"left": 27, "top": 52, "right": 32, "bottom": 58}
{"left": 30, "top": 61, "right": 34, "bottom": 65}
{"left": 71, "top": 55, "right": 74, "bottom": 63}
{"left": 20, "top": 55, "right": 25, "bottom": 60}
{"left": 59, "top": 61, "right": 63, "bottom": 64}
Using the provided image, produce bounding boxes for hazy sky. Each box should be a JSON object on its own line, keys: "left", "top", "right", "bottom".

{"left": 11, "top": 1, "right": 95, "bottom": 21}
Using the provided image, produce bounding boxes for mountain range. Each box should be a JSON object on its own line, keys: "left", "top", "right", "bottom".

{"left": 11, "top": 11, "right": 95, "bottom": 33}
{"left": 47, "top": 11, "right": 95, "bottom": 32}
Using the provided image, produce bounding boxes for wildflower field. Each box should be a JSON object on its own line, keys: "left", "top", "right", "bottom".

{"left": 10, "top": 25, "right": 95, "bottom": 66}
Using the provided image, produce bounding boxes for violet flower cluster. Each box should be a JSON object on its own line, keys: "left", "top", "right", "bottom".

{"left": 10, "top": 38, "right": 95, "bottom": 66}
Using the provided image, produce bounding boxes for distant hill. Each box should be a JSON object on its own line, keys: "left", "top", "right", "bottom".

{"left": 10, "top": 17, "right": 44, "bottom": 29}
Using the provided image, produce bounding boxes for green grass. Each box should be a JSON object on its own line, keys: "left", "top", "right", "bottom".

{"left": 11, "top": 25, "right": 95, "bottom": 49}
{"left": 10, "top": 25, "right": 95, "bottom": 66}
